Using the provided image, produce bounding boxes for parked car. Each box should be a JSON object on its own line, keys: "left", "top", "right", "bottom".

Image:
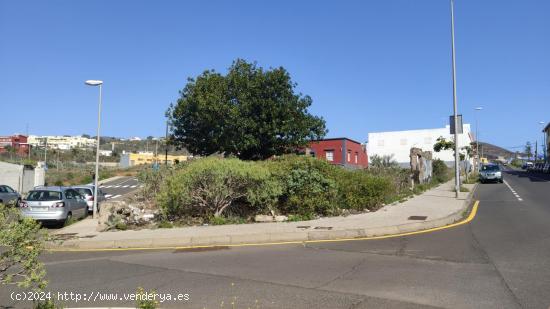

{"left": 19, "top": 186, "right": 88, "bottom": 226}
{"left": 479, "top": 164, "right": 503, "bottom": 183}
{"left": 543, "top": 163, "right": 550, "bottom": 174}
{"left": 0, "top": 185, "right": 21, "bottom": 206}
{"left": 531, "top": 163, "right": 544, "bottom": 173}
{"left": 72, "top": 185, "right": 106, "bottom": 212}
{"left": 522, "top": 162, "right": 534, "bottom": 170}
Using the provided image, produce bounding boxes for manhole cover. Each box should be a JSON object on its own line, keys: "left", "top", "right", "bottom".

{"left": 408, "top": 216, "right": 428, "bottom": 221}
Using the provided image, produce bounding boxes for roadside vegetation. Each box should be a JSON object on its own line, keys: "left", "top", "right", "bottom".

{"left": 136, "top": 155, "right": 451, "bottom": 227}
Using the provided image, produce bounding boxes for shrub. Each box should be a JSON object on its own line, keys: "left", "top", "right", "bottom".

{"left": 367, "top": 167, "right": 411, "bottom": 196}
{"left": 432, "top": 159, "right": 450, "bottom": 183}
{"left": 138, "top": 165, "right": 177, "bottom": 203}
{"left": 335, "top": 169, "right": 395, "bottom": 211}
{"left": 0, "top": 203, "right": 49, "bottom": 290}
{"left": 157, "top": 157, "right": 281, "bottom": 219}
{"left": 136, "top": 287, "right": 159, "bottom": 309}
{"left": 265, "top": 155, "right": 339, "bottom": 217}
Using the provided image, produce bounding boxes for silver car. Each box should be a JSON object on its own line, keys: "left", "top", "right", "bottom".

{"left": 0, "top": 185, "right": 21, "bottom": 206}
{"left": 479, "top": 164, "right": 503, "bottom": 183}
{"left": 20, "top": 186, "right": 88, "bottom": 226}
{"left": 72, "top": 185, "right": 106, "bottom": 212}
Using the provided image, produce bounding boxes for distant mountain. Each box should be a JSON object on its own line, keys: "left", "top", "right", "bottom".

{"left": 479, "top": 142, "right": 515, "bottom": 160}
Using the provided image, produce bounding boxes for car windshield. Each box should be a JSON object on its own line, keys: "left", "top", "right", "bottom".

{"left": 482, "top": 165, "right": 500, "bottom": 171}
{"left": 75, "top": 188, "right": 92, "bottom": 196}
{"left": 26, "top": 190, "right": 62, "bottom": 201}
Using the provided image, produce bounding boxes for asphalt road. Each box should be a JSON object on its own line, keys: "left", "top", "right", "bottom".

{"left": 2, "top": 169, "right": 550, "bottom": 309}
{"left": 99, "top": 176, "right": 142, "bottom": 201}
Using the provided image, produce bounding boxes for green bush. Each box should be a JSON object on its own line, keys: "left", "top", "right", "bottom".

{"left": 335, "top": 169, "right": 395, "bottom": 211}
{"left": 152, "top": 155, "right": 415, "bottom": 222}
{"left": 266, "top": 155, "right": 339, "bottom": 217}
{"left": 157, "top": 157, "right": 281, "bottom": 219}
{"left": 0, "top": 203, "right": 49, "bottom": 290}
{"left": 432, "top": 159, "right": 450, "bottom": 183}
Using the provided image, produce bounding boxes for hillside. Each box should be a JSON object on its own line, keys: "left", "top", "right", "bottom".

{"left": 478, "top": 142, "right": 515, "bottom": 160}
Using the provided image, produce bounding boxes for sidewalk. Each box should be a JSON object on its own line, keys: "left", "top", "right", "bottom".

{"left": 49, "top": 180, "right": 476, "bottom": 250}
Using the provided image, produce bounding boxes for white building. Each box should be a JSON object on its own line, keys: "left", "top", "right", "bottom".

{"left": 27, "top": 135, "right": 96, "bottom": 150}
{"left": 367, "top": 125, "right": 474, "bottom": 167}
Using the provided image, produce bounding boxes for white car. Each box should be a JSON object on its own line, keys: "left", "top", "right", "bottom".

{"left": 72, "top": 185, "right": 107, "bottom": 212}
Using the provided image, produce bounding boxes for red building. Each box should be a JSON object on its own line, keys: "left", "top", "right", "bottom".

{"left": 307, "top": 138, "right": 368, "bottom": 169}
{"left": 0, "top": 135, "right": 30, "bottom": 156}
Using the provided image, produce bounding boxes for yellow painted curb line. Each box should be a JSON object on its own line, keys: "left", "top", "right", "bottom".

{"left": 48, "top": 200, "right": 480, "bottom": 253}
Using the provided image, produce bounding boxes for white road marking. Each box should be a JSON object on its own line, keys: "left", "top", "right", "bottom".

{"left": 122, "top": 185, "right": 129, "bottom": 188}
{"left": 130, "top": 185, "right": 137, "bottom": 188}
{"left": 109, "top": 194, "right": 122, "bottom": 199}
{"left": 504, "top": 180, "right": 523, "bottom": 202}
{"left": 105, "top": 194, "right": 113, "bottom": 198}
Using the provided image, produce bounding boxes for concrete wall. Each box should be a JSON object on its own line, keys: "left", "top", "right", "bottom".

{"left": 0, "top": 161, "right": 24, "bottom": 192}
{"left": 0, "top": 161, "right": 45, "bottom": 194}
{"left": 367, "top": 125, "right": 473, "bottom": 166}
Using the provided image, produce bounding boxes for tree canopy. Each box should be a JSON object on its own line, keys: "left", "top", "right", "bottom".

{"left": 168, "top": 59, "right": 327, "bottom": 160}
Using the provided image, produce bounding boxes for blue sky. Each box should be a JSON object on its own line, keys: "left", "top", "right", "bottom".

{"left": 1, "top": 0, "right": 549, "bottom": 152}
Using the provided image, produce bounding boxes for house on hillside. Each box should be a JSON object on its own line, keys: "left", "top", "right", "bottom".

{"left": 0, "top": 135, "right": 30, "bottom": 156}
{"left": 306, "top": 138, "right": 368, "bottom": 169}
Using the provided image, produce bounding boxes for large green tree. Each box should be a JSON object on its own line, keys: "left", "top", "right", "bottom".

{"left": 168, "top": 59, "right": 327, "bottom": 160}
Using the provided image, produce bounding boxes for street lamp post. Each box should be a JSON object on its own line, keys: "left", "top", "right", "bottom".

{"left": 85, "top": 80, "right": 103, "bottom": 219}
{"left": 450, "top": 0, "right": 460, "bottom": 197}
{"left": 540, "top": 121, "right": 546, "bottom": 163}
{"left": 475, "top": 107, "right": 482, "bottom": 171}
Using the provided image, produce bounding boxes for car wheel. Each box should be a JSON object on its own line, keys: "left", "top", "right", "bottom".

{"left": 64, "top": 212, "right": 73, "bottom": 227}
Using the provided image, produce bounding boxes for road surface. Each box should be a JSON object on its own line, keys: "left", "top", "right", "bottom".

{"left": 2, "top": 168, "right": 550, "bottom": 308}
{"left": 99, "top": 176, "right": 142, "bottom": 201}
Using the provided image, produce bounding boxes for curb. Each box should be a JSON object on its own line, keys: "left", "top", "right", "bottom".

{"left": 47, "top": 184, "right": 479, "bottom": 251}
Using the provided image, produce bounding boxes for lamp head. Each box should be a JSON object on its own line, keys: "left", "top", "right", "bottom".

{"left": 85, "top": 80, "right": 103, "bottom": 86}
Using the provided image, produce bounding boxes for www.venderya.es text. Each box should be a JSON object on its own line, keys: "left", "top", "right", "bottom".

{"left": 11, "top": 291, "right": 190, "bottom": 303}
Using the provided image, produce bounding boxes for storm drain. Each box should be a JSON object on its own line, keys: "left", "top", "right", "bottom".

{"left": 314, "top": 226, "right": 333, "bottom": 230}
{"left": 408, "top": 215, "right": 428, "bottom": 221}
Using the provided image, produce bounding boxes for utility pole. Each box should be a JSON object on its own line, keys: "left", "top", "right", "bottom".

{"left": 44, "top": 137, "right": 47, "bottom": 166}
{"left": 165, "top": 120, "right": 169, "bottom": 165}
{"left": 450, "top": 0, "right": 460, "bottom": 197}
{"left": 535, "top": 140, "right": 538, "bottom": 163}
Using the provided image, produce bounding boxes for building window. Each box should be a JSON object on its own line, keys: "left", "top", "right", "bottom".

{"left": 325, "top": 150, "right": 334, "bottom": 162}
{"left": 347, "top": 151, "right": 351, "bottom": 162}
{"left": 355, "top": 153, "right": 358, "bottom": 164}
{"left": 377, "top": 139, "right": 384, "bottom": 147}
{"left": 400, "top": 138, "right": 407, "bottom": 146}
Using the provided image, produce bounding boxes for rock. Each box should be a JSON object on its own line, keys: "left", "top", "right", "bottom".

{"left": 97, "top": 200, "right": 156, "bottom": 231}
{"left": 254, "top": 215, "right": 274, "bottom": 222}
{"left": 274, "top": 215, "right": 288, "bottom": 222}
{"left": 142, "top": 213, "right": 155, "bottom": 221}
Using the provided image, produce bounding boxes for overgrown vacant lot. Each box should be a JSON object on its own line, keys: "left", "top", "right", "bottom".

{"left": 137, "top": 155, "right": 450, "bottom": 226}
